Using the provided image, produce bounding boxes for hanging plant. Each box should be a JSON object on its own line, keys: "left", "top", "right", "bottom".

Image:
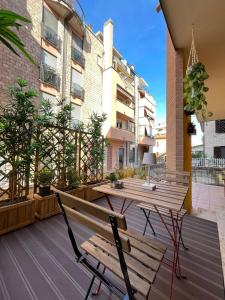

{"left": 183, "top": 28, "right": 213, "bottom": 120}
{"left": 184, "top": 62, "right": 212, "bottom": 120}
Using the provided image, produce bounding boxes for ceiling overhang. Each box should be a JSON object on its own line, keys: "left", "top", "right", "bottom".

{"left": 159, "top": 0, "right": 225, "bottom": 121}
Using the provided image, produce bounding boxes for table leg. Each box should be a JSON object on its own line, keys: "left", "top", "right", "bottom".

{"left": 121, "top": 199, "right": 134, "bottom": 214}
{"left": 105, "top": 194, "right": 114, "bottom": 211}
{"left": 142, "top": 208, "right": 156, "bottom": 236}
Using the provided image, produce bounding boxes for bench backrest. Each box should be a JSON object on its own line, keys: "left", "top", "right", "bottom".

{"left": 55, "top": 189, "right": 131, "bottom": 252}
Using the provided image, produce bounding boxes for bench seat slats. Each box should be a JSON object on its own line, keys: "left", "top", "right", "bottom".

{"left": 120, "top": 229, "right": 166, "bottom": 253}
{"left": 81, "top": 241, "right": 151, "bottom": 298}
{"left": 90, "top": 235, "right": 156, "bottom": 282}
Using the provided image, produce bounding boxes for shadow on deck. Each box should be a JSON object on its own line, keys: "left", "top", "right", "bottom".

{"left": 0, "top": 197, "right": 224, "bottom": 300}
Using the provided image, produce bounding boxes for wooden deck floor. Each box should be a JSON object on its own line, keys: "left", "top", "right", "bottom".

{"left": 0, "top": 197, "right": 224, "bottom": 300}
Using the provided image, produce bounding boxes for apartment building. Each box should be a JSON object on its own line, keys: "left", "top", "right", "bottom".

{"left": 153, "top": 122, "right": 166, "bottom": 160}
{"left": 137, "top": 83, "right": 156, "bottom": 164}
{"left": 0, "top": 0, "right": 103, "bottom": 123}
{"left": 0, "top": 1, "right": 155, "bottom": 171}
{"left": 98, "top": 20, "right": 155, "bottom": 171}
{"left": 203, "top": 119, "right": 225, "bottom": 158}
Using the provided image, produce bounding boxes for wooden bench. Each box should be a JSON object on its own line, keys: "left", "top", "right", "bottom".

{"left": 55, "top": 190, "right": 166, "bottom": 300}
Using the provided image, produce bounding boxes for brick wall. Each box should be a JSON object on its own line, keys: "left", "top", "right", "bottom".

{"left": 166, "top": 33, "right": 184, "bottom": 171}
{"left": 0, "top": 0, "right": 41, "bottom": 106}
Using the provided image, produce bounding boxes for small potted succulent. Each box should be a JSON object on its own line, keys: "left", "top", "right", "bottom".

{"left": 187, "top": 122, "right": 197, "bottom": 135}
{"left": 106, "top": 172, "right": 117, "bottom": 188}
{"left": 38, "top": 168, "right": 54, "bottom": 196}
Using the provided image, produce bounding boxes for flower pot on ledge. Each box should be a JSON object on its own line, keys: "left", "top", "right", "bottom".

{"left": 0, "top": 197, "right": 35, "bottom": 236}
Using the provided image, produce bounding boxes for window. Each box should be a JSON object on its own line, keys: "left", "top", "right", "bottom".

{"left": 72, "top": 33, "right": 83, "bottom": 51}
{"left": 128, "top": 121, "right": 135, "bottom": 133}
{"left": 116, "top": 120, "right": 122, "bottom": 129}
{"left": 128, "top": 143, "right": 135, "bottom": 164}
{"left": 40, "top": 50, "right": 59, "bottom": 88}
{"left": 42, "top": 8, "right": 60, "bottom": 48}
{"left": 71, "top": 68, "right": 82, "bottom": 86}
{"left": 71, "top": 68, "right": 84, "bottom": 99}
{"left": 41, "top": 50, "right": 57, "bottom": 69}
{"left": 43, "top": 8, "right": 58, "bottom": 32}
{"left": 215, "top": 120, "right": 225, "bottom": 133}
{"left": 41, "top": 92, "right": 58, "bottom": 114}
{"left": 214, "top": 146, "right": 225, "bottom": 158}
{"left": 71, "top": 104, "right": 81, "bottom": 125}
{"left": 71, "top": 34, "right": 85, "bottom": 67}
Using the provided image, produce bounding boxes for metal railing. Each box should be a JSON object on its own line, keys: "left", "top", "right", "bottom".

{"left": 71, "top": 47, "right": 85, "bottom": 67}
{"left": 42, "top": 24, "right": 61, "bottom": 50}
{"left": 192, "top": 158, "right": 225, "bottom": 168}
{"left": 40, "top": 63, "right": 60, "bottom": 89}
{"left": 71, "top": 82, "right": 84, "bottom": 100}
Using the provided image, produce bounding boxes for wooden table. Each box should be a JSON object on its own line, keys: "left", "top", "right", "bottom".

{"left": 93, "top": 178, "right": 189, "bottom": 282}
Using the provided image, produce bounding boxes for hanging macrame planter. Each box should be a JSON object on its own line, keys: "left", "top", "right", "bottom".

{"left": 183, "top": 27, "right": 212, "bottom": 120}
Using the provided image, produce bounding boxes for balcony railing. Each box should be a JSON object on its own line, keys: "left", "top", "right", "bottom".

{"left": 63, "top": 0, "right": 72, "bottom": 7}
{"left": 71, "top": 82, "right": 84, "bottom": 100}
{"left": 71, "top": 47, "right": 85, "bottom": 68}
{"left": 42, "top": 24, "right": 61, "bottom": 50}
{"left": 40, "top": 63, "right": 60, "bottom": 89}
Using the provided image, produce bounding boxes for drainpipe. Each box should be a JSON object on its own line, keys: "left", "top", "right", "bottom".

{"left": 134, "top": 75, "right": 139, "bottom": 166}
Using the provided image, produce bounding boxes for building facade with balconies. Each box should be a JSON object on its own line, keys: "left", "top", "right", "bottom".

{"left": 0, "top": 0, "right": 103, "bottom": 125}
{"left": 98, "top": 20, "right": 155, "bottom": 171}
{"left": 137, "top": 85, "right": 156, "bottom": 164}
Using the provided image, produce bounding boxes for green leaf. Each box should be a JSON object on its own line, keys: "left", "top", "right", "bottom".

{"left": 0, "top": 10, "right": 31, "bottom": 23}
{"left": 0, "top": 35, "right": 19, "bottom": 56}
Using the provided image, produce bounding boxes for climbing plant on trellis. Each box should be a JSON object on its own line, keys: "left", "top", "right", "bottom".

{"left": 33, "top": 125, "right": 104, "bottom": 193}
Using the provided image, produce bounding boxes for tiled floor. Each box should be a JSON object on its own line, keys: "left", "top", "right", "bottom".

{"left": 192, "top": 182, "right": 225, "bottom": 211}
{"left": 192, "top": 182, "right": 225, "bottom": 285}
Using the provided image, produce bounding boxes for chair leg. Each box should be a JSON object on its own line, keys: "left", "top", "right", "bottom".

{"left": 142, "top": 209, "right": 156, "bottom": 236}
{"left": 176, "top": 218, "right": 189, "bottom": 251}
{"left": 142, "top": 209, "right": 149, "bottom": 236}
{"left": 85, "top": 262, "right": 101, "bottom": 300}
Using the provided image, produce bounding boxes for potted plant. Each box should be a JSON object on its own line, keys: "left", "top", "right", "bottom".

{"left": 187, "top": 122, "right": 197, "bottom": 135}
{"left": 184, "top": 62, "right": 213, "bottom": 120}
{"left": 38, "top": 168, "right": 54, "bottom": 196}
{"left": 106, "top": 172, "right": 118, "bottom": 188}
{"left": 34, "top": 167, "right": 60, "bottom": 220}
{"left": 0, "top": 78, "right": 36, "bottom": 235}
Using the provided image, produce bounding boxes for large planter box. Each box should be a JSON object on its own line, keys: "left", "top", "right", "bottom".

{"left": 84, "top": 182, "right": 106, "bottom": 202}
{"left": 34, "top": 193, "right": 60, "bottom": 220}
{"left": 63, "top": 186, "right": 86, "bottom": 208}
{"left": 0, "top": 198, "right": 35, "bottom": 235}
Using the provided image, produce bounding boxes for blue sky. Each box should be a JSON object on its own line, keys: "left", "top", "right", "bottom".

{"left": 79, "top": 0, "right": 167, "bottom": 121}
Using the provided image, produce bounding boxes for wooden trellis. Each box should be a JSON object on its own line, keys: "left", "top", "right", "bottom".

{"left": 33, "top": 125, "right": 104, "bottom": 193}
{"left": 0, "top": 123, "right": 32, "bottom": 201}
{"left": 0, "top": 123, "right": 105, "bottom": 199}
